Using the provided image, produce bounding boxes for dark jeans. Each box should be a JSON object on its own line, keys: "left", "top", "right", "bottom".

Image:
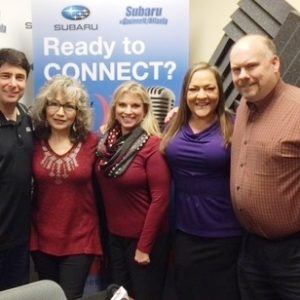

{"left": 239, "top": 232, "right": 300, "bottom": 300}
{"left": 31, "top": 251, "right": 94, "bottom": 300}
{"left": 0, "top": 243, "right": 29, "bottom": 290}
{"left": 174, "top": 230, "right": 241, "bottom": 300}
{"left": 108, "top": 233, "right": 170, "bottom": 300}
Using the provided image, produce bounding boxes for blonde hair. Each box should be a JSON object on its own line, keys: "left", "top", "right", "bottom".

{"left": 106, "top": 81, "right": 161, "bottom": 136}
{"left": 30, "top": 75, "right": 93, "bottom": 142}
{"left": 160, "top": 62, "right": 233, "bottom": 152}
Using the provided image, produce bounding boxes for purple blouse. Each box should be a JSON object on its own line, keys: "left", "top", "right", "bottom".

{"left": 165, "top": 122, "right": 241, "bottom": 238}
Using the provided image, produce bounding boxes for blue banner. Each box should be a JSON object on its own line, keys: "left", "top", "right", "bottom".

{"left": 31, "top": 0, "right": 189, "bottom": 129}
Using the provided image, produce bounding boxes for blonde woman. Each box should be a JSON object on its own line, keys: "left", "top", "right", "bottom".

{"left": 95, "top": 81, "right": 171, "bottom": 300}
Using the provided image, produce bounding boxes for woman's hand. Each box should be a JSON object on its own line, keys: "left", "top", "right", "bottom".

{"left": 134, "top": 248, "right": 150, "bottom": 265}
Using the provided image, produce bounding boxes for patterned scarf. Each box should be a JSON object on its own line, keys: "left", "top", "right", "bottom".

{"left": 96, "top": 124, "right": 150, "bottom": 178}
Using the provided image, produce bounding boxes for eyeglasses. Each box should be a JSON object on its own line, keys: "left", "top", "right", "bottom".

{"left": 47, "top": 100, "right": 78, "bottom": 114}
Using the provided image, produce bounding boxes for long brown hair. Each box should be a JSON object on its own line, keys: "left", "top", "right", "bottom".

{"left": 160, "top": 62, "right": 233, "bottom": 152}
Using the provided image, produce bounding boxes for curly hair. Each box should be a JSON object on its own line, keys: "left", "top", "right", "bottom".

{"left": 106, "top": 81, "right": 161, "bottom": 136}
{"left": 30, "top": 75, "right": 93, "bottom": 143}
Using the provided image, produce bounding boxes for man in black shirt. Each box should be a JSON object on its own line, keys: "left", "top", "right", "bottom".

{"left": 0, "top": 48, "right": 34, "bottom": 290}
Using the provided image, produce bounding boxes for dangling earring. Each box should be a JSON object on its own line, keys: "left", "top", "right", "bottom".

{"left": 72, "top": 122, "right": 77, "bottom": 132}
{"left": 45, "top": 120, "right": 49, "bottom": 128}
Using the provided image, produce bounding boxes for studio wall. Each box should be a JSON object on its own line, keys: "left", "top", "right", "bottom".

{"left": 190, "top": 0, "right": 300, "bottom": 63}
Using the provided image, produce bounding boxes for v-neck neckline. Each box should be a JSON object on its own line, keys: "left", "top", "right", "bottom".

{"left": 43, "top": 140, "right": 77, "bottom": 158}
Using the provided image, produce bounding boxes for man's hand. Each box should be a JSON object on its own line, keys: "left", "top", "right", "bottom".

{"left": 134, "top": 248, "right": 150, "bottom": 265}
{"left": 99, "top": 124, "right": 107, "bottom": 134}
{"left": 164, "top": 106, "right": 178, "bottom": 123}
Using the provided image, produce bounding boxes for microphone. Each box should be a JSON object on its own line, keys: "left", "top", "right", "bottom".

{"left": 147, "top": 86, "right": 175, "bottom": 130}
{"left": 106, "top": 284, "right": 129, "bottom": 300}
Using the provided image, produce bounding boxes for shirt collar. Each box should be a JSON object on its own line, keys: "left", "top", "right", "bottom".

{"left": 0, "top": 104, "right": 23, "bottom": 126}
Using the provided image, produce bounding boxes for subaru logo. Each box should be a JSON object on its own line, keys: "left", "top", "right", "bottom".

{"left": 61, "top": 5, "right": 90, "bottom": 21}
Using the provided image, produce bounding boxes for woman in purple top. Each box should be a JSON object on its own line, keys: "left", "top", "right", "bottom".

{"left": 161, "top": 62, "right": 242, "bottom": 300}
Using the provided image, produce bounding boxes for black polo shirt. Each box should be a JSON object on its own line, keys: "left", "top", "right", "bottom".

{"left": 0, "top": 103, "right": 34, "bottom": 251}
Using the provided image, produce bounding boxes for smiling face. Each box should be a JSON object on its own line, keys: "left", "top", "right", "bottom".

{"left": 46, "top": 92, "right": 77, "bottom": 134}
{"left": 0, "top": 63, "right": 27, "bottom": 108}
{"left": 230, "top": 36, "right": 280, "bottom": 103}
{"left": 187, "top": 69, "right": 219, "bottom": 122}
{"left": 115, "top": 92, "right": 145, "bottom": 135}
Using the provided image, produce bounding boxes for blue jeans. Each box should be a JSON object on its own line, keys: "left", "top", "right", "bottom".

{"left": 0, "top": 243, "right": 29, "bottom": 290}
